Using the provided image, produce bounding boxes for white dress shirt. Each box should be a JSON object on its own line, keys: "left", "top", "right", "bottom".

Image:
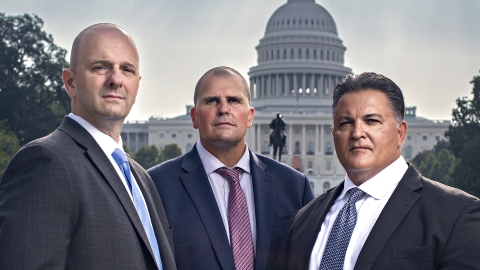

{"left": 309, "top": 156, "right": 408, "bottom": 270}
{"left": 196, "top": 140, "right": 257, "bottom": 251}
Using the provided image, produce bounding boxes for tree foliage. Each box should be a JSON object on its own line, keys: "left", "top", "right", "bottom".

{"left": 445, "top": 75, "right": 480, "bottom": 197}
{"left": 0, "top": 125, "right": 20, "bottom": 178}
{"left": 0, "top": 13, "right": 70, "bottom": 144}
{"left": 411, "top": 141, "right": 455, "bottom": 186}
{"left": 134, "top": 145, "right": 160, "bottom": 170}
{"left": 159, "top": 143, "right": 182, "bottom": 163}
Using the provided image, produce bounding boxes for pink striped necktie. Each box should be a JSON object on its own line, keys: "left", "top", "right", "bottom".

{"left": 215, "top": 167, "right": 254, "bottom": 270}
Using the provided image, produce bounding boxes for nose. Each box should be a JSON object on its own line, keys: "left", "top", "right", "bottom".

{"left": 351, "top": 121, "right": 366, "bottom": 139}
{"left": 218, "top": 99, "right": 230, "bottom": 115}
{"left": 106, "top": 67, "right": 123, "bottom": 88}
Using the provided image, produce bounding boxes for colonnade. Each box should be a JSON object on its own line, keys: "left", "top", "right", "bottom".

{"left": 249, "top": 73, "right": 344, "bottom": 99}
{"left": 120, "top": 132, "right": 148, "bottom": 153}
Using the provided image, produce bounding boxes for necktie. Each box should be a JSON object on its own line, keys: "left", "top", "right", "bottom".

{"left": 319, "top": 187, "right": 366, "bottom": 270}
{"left": 215, "top": 167, "right": 254, "bottom": 270}
{"left": 112, "top": 148, "right": 163, "bottom": 270}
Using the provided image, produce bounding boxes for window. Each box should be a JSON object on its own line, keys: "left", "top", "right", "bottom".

{"left": 186, "top": 143, "right": 192, "bottom": 152}
{"left": 271, "top": 50, "right": 274, "bottom": 61}
{"left": 295, "top": 128, "right": 301, "bottom": 134}
{"left": 404, "top": 145, "right": 413, "bottom": 159}
{"left": 407, "top": 135, "right": 411, "bottom": 140}
{"left": 264, "top": 129, "right": 270, "bottom": 134}
{"left": 323, "top": 182, "right": 330, "bottom": 193}
{"left": 291, "top": 49, "right": 294, "bottom": 59}
{"left": 187, "top": 134, "right": 192, "bottom": 138}
{"left": 266, "top": 51, "right": 268, "bottom": 61}
{"left": 307, "top": 141, "right": 314, "bottom": 154}
{"left": 298, "top": 48, "right": 302, "bottom": 59}
{"left": 313, "top": 49, "right": 317, "bottom": 60}
{"left": 321, "top": 50, "right": 324, "bottom": 60}
{"left": 308, "top": 129, "right": 314, "bottom": 134}
{"left": 327, "top": 51, "right": 330, "bottom": 61}
{"left": 307, "top": 161, "right": 313, "bottom": 174}
{"left": 326, "top": 161, "right": 331, "bottom": 170}
{"left": 284, "top": 49, "right": 287, "bottom": 59}
{"left": 277, "top": 49, "right": 280, "bottom": 60}
{"left": 159, "top": 133, "right": 164, "bottom": 138}
{"left": 294, "top": 141, "right": 301, "bottom": 154}
{"left": 423, "top": 135, "right": 427, "bottom": 140}
{"left": 306, "top": 49, "right": 309, "bottom": 59}
{"left": 435, "top": 136, "right": 440, "bottom": 141}
{"left": 172, "top": 133, "right": 176, "bottom": 138}
{"left": 262, "top": 141, "right": 270, "bottom": 154}
{"left": 325, "top": 141, "right": 333, "bottom": 155}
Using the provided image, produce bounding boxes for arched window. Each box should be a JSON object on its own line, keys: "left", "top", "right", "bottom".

{"left": 404, "top": 145, "right": 413, "bottom": 159}
{"left": 284, "top": 49, "right": 287, "bottom": 59}
{"left": 291, "top": 49, "right": 294, "bottom": 59}
{"left": 277, "top": 49, "right": 280, "bottom": 60}
{"left": 298, "top": 48, "right": 302, "bottom": 59}
{"left": 306, "top": 49, "right": 310, "bottom": 59}
{"left": 313, "top": 49, "right": 317, "bottom": 60}
{"left": 323, "top": 182, "right": 331, "bottom": 193}
{"left": 325, "top": 141, "right": 333, "bottom": 155}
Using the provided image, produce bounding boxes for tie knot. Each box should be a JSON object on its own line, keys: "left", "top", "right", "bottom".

{"left": 215, "top": 167, "right": 243, "bottom": 184}
{"left": 112, "top": 148, "right": 128, "bottom": 165}
{"left": 347, "top": 187, "right": 366, "bottom": 204}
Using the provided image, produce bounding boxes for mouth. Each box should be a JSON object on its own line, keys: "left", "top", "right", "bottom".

{"left": 103, "top": 94, "right": 124, "bottom": 100}
{"left": 350, "top": 146, "right": 371, "bottom": 151}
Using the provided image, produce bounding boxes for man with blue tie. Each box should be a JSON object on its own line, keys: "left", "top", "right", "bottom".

{"left": 0, "top": 23, "right": 176, "bottom": 269}
{"left": 277, "top": 72, "right": 480, "bottom": 269}
{"left": 148, "top": 66, "right": 314, "bottom": 270}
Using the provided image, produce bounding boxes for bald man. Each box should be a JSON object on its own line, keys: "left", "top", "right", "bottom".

{"left": 0, "top": 24, "right": 176, "bottom": 269}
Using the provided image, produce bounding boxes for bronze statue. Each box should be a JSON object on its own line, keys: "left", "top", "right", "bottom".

{"left": 269, "top": 113, "right": 287, "bottom": 161}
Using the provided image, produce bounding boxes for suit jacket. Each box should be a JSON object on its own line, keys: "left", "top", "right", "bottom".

{"left": 277, "top": 164, "right": 480, "bottom": 270}
{"left": 148, "top": 145, "right": 314, "bottom": 270}
{"left": 0, "top": 117, "right": 176, "bottom": 269}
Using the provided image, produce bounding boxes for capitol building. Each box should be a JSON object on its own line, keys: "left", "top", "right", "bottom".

{"left": 121, "top": 0, "right": 450, "bottom": 196}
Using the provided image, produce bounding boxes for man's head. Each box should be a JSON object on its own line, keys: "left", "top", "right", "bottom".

{"left": 190, "top": 66, "right": 255, "bottom": 154}
{"left": 62, "top": 23, "right": 140, "bottom": 137}
{"left": 331, "top": 72, "right": 408, "bottom": 185}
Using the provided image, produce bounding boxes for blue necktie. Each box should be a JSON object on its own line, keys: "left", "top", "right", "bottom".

{"left": 112, "top": 148, "right": 163, "bottom": 270}
{"left": 319, "top": 187, "right": 366, "bottom": 270}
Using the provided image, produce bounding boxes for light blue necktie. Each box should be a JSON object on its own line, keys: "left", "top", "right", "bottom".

{"left": 319, "top": 187, "right": 366, "bottom": 270}
{"left": 112, "top": 148, "right": 163, "bottom": 270}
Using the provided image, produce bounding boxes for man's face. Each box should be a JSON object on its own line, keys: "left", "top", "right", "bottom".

{"left": 63, "top": 27, "right": 140, "bottom": 128}
{"left": 191, "top": 74, "right": 254, "bottom": 151}
{"left": 332, "top": 89, "right": 407, "bottom": 184}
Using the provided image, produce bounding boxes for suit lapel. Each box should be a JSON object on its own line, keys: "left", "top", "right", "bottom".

{"left": 249, "top": 152, "right": 275, "bottom": 270}
{"left": 295, "top": 183, "right": 344, "bottom": 269}
{"left": 354, "top": 165, "right": 422, "bottom": 270}
{"left": 58, "top": 117, "right": 156, "bottom": 266}
{"left": 180, "top": 147, "right": 235, "bottom": 270}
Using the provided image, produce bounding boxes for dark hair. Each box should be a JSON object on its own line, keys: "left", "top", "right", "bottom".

{"left": 193, "top": 66, "right": 251, "bottom": 106}
{"left": 332, "top": 72, "right": 405, "bottom": 123}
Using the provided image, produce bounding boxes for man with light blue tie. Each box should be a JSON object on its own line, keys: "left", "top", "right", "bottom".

{"left": 0, "top": 23, "right": 176, "bottom": 269}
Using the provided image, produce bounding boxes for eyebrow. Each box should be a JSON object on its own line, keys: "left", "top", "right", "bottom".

{"left": 89, "top": 60, "right": 138, "bottom": 70}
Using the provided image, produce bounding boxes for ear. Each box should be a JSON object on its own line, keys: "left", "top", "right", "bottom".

{"left": 246, "top": 106, "right": 255, "bottom": 128}
{"left": 397, "top": 120, "right": 408, "bottom": 147}
{"left": 190, "top": 106, "right": 199, "bottom": 129}
{"left": 62, "top": 68, "right": 77, "bottom": 99}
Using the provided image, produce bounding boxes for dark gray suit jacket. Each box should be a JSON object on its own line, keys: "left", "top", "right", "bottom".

{"left": 0, "top": 117, "right": 176, "bottom": 269}
{"left": 148, "top": 145, "right": 314, "bottom": 270}
{"left": 277, "top": 164, "right": 480, "bottom": 269}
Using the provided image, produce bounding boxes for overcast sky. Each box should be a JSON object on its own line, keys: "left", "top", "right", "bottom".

{"left": 4, "top": 0, "right": 479, "bottom": 121}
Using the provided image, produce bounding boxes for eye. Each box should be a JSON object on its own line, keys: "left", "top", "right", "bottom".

{"left": 228, "top": 97, "right": 240, "bottom": 103}
{"left": 367, "top": 119, "right": 380, "bottom": 124}
{"left": 122, "top": 67, "right": 137, "bottom": 76}
{"left": 338, "top": 120, "right": 352, "bottom": 127}
{"left": 206, "top": 97, "right": 219, "bottom": 104}
{"left": 92, "top": 65, "right": 108, "bottom": 74}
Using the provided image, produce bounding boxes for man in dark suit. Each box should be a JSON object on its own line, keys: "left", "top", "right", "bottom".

{"left": 0, "top": 24, "right": 176, "bottom": 269}
{"left": 277, "top": 72, "right": 480, "bottom": 270}
{"left": 148, "top": 66, "right": 314, "bottom": 270}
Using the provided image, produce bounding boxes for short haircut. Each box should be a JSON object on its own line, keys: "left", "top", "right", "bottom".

{"left": 193, "top": 66, "right": 251, "bottom": 106}
{"left": 332, "top": 72, "right": 405, "bottom": 123}
{"left": 69, "top": 23, "right": 136, "bottom": 71}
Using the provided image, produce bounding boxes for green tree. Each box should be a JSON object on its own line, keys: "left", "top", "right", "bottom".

{"left": 445, "top": 75, "right": 480, "bottom": 197}
{"left": 0, "top": 126, "right": 20, "bottom": 178}
{"left": 0, "top": 13, "right": 70, "bottom": 144}
{"left": 159, "top": 144, "right": 182, "bottom": 163}
{"left": 134, "top": 145, "right": 160, "bottom": 169}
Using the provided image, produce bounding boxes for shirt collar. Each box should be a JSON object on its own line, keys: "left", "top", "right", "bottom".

{"left": 341, "top": 156, "right": 408, "bottom": 200}
{"left": 196, "top": 140, "right": 251, "bottom": 175}
{"left": 68, "top": 113, "right": 124, "bottom": 156}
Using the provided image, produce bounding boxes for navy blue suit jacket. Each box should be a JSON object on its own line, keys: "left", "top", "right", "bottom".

{"left": 148, "top": 145, "right": 314, "bottom": 270}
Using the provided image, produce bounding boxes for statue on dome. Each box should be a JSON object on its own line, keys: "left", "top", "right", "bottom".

{"left": 269, "top": 113, "right": 287, "bottom": 161}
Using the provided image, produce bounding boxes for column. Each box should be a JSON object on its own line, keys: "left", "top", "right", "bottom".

{"left": 320, "top": 125, "right": 324, "bottom": 154}
{"left": 266, "top": 75, "right": 271, "bottom": 97}
{"left": 302, "top": 125, "right": 306, "bottom": 155}
{"left": 276, "top": 74, "right": 281, "bottom": 96}
{"left": 319, "top": 74, "right": 324, "bottom": 97}
{"left": 288, "top": 125, "right": 293, "bottom": 154}
{"left": 301, "top": 73, "right": 306, "bottom": 96}
{"left": 260, "top": 76, "right": 264, "bottom": 97}
{"left": 293, "top": 74, "right": 297, "bottom": 96}
{"left": 315, "top": 124, "right": 319, "bottom": 154}
{"left": 284, "top": 74, "right": 289, "bottom": 96}
{"left": 310, "top": 74, "right": 315, "bottom": 96}
{"left": 250, "top": 78, "right": 254, "bottom": 99}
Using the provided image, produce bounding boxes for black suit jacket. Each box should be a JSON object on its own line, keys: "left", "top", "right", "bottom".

{"left": 277, "top": 164, "right": 480, "bottom": 270}
{"left": 148, "top": 145, "right": 314, "bottom": 270}
{"left": 0, "top": 117, "right": 176, "bottom": 269}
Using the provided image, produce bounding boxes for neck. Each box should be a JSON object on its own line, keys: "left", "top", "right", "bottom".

{"left": 201, "top": 139, "right": 246, "bottom": 167}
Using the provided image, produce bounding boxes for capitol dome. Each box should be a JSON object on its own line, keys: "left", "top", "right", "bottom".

{"left": 248, "top": 0, "right": 352, "bottom": 113}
